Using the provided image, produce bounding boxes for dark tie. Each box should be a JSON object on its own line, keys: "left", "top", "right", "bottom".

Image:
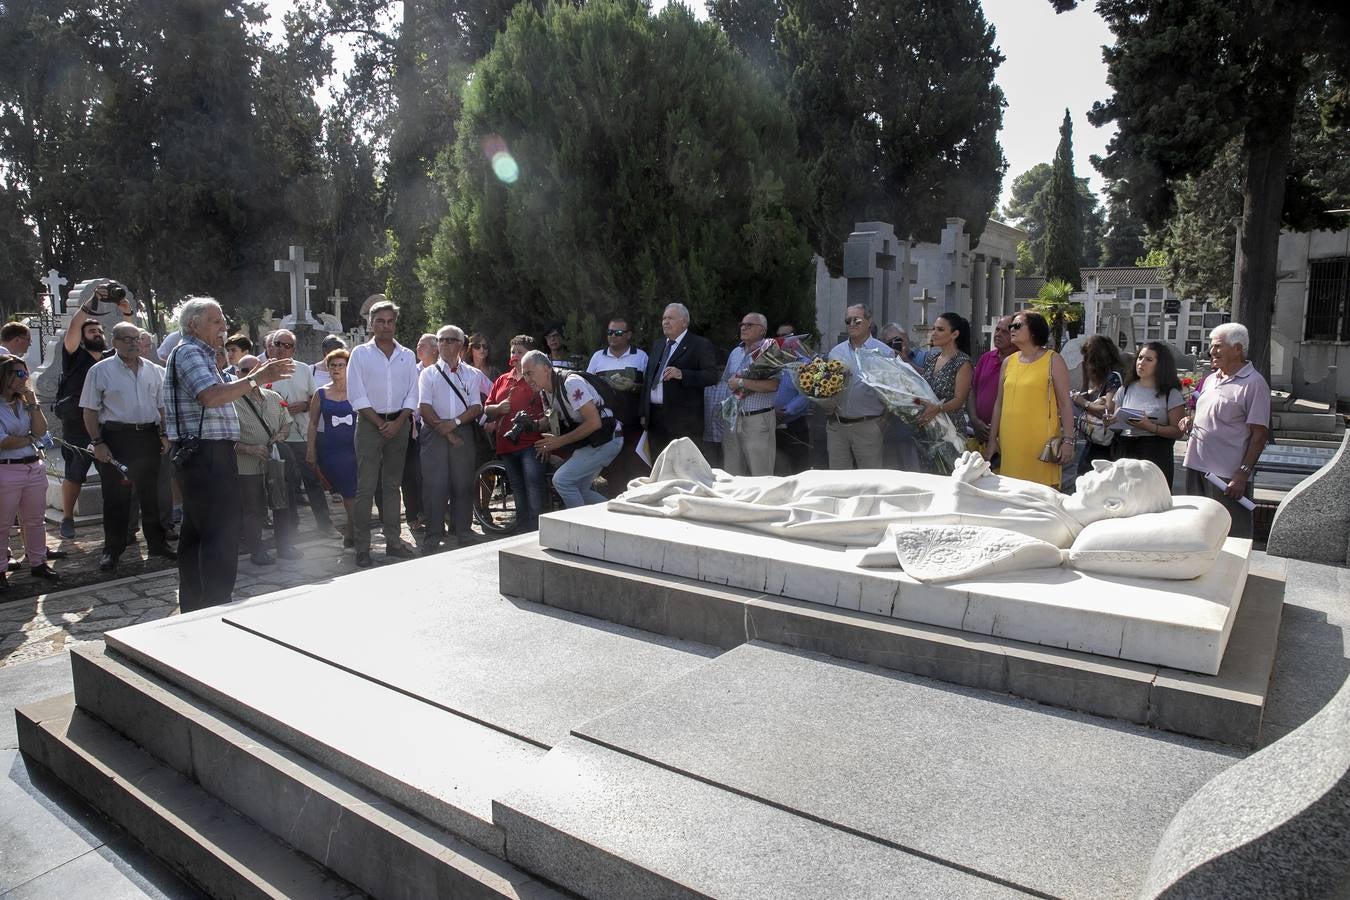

{"left": 659, "top": 339, "right": 675, "bottom": 371}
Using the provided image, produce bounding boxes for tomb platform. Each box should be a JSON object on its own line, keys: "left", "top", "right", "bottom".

{"left": 20, "top": 534, "right": 1298, "bottom": 899}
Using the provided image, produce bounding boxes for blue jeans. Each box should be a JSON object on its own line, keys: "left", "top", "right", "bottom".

{"left": 501, "top": 445, "right": 548, "bottom": 532}
{"left": 553, "top": 434, "right": 622, "bottom": 508}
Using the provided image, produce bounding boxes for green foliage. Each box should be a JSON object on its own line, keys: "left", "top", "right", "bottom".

{"left": 1041, "top": 110, "right": 1082, "bottom": 290}
{"left": 1097, "top": 188, "right": 1147, "bottom": 266}
{"left": 423, "top": 0, "right": 815, "bottom": 353}
{"left": 1135, "top": 247, "right": 1169, "bottom": 269}
{"left": 0, "top": 181, "right": 38, "bottom": 318}
{"left": 1003, "top": 161, "right": 1104, "bottom": 270}
{"left": 1032, "top": 277, "right": 1081, "bottom": 350}
{"left": 1015, "top": 240, "right": 1036, "bottom": 277}
{"left": 778, "top": 0, "right": 1006, "bottom": 271}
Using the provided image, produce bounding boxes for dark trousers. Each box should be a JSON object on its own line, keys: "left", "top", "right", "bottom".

{"left": 241, "top": 473, "right": 295, "bottom": 554}
{"left": 646, "top": 405, "right": 699, "bottom": 460}
{"left": 419, "top": 429, "right": 477, "bottom": 541}
{"left": 1183, "top": 466, "right": 1253, "bottom": 539}
{"left": 97, "top": 427, "right": 171, "bottom": 557}
{"left": 176, "top": 440, "right": 241, "bottom": 612}
{"left": 282, "top": 441, "right": 331, "bottom": 530}
{"left": 375, "top": 428, "right": 422, "bottom": 523}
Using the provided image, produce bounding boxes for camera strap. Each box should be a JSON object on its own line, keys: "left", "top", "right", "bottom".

{"left": 167, "top": 345, "right": 206, "bottom": 442}
{"left": 436, "top": 364, "right": 479, "bottom": 425}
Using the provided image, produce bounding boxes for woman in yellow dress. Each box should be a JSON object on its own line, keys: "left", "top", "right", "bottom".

{"left": 986, "top": 311, "right": 1076, "bottom": 487}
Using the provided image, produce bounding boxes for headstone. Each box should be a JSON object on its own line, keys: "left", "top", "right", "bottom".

{"left": 842, "top": 223, "right": 910, "bottom": 327}
{"left": 273, "top": 245, "right": 320, "bottom": 327}
{"left": 329, "top": 290, "right": 347, "bottom": 331}
{"left": 1138, "top": 672, "right": 1350, "bottom": 898}
{"left": 40, "top": 269, "right": 67, "bottom": 313}
{"left": 912, "top": 288, "right": 937, "bottom": 327}
{"left": 1266, "top": 429, "right": 1350, "bottom": 565}
{"left": 1290, "top": 356, "right": 1338, "bottom": 406}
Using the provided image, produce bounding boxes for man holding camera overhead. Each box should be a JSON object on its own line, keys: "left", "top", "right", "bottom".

{"left": 164, "top": 297, "right": 293, "bottom": 612}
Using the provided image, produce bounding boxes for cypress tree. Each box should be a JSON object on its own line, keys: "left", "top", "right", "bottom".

{"left": 1041, "top": 110, "right": 1082, "bottom": 290}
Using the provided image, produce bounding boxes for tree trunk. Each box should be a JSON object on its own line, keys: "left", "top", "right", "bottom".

{"left": 1232, "top": 90, "right": 1296, "bottom": 384}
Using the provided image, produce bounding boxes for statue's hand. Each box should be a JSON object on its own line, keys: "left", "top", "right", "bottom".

{"left": 952, "top": 450, "right": 990, "bottom": 483}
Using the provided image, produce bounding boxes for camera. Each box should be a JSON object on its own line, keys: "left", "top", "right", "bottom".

{"left": 105, "top": 281, "right": 127, "bottom": 304}
{"left": 504, "top": 410, "right": 537, "bottom": 442}
{"left": 169, "top": 436, "right": 201, "bottom": 468}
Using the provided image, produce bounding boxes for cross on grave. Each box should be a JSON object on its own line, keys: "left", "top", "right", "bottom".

{"left": 40, "top": 269, "right": 67, "bottom": 314}
{"left": 912, "top": 288, "right": 937, "bottom": 326}
{"left": 274, "top": 245, "right": 320, "bottom": 325}
{"left": 329, "top": 289, "right": 347, "bottom": 326}
{"left": 303, "top": 278, "right": 317, "bottom": 321}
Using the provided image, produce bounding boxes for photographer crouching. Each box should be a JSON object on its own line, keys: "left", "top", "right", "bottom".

{"left": 517, "top": 350, "right": 622, "bottom": 508}
{"left": 164, "top": 297, "right": 293, "bottom": 612}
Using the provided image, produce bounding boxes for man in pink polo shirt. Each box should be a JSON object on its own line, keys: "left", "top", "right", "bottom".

{"left": 1180, "top": 322, "right": 1270, "bottom": 538}
{"left": 967, "top": 315, "right": 1014, "bottom": 444}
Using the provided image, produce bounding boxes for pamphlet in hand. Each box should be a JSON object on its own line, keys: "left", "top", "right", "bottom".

{"left": 1111, "top": 407, "right": 1146, "bottom": 430}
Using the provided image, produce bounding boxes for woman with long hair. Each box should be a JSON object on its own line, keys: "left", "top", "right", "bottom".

{"left": 0, "top": 355, "right": 58, "bottom": 586}
{"left": 466, "top": 333, "right": 501, "bottom": 381}
{"left": 1071, "top": 335, "right": 1126, "bottom": 474}
{"left": 1109, "top": 341, "right": 1185, "bottom": 489}
{"left": 916, "top": 312, "right": 973, "bottom": 458}
{"left": 987, "top": 311, "right": 1075, "bottom": 487}
{"left": 306, "top": 349, "right": 358, "bottom": 546}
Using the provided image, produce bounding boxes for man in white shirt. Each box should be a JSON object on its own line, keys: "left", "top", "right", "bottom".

{"left": 586, "top": 317, "right": 648, "bottom": 375}
{"left": 416, "top": 325, "right": 485, "bottom": 552}
{"left": 587, "top": 316, "right": 649, "bottom": 492}
{"left": 80, "top": 321, "right": 176, "bottom": 572}
{"left": 346, "top": 298, "right": 420, "bottom": 566}
{"left": 264, "top": 329, "right": 332, "bottom": 537}
{"left": 827, "top": 304, "right": 893, "bottom": 469}
{"left": 721, "top": 312, "right": 780, "bottom": 476}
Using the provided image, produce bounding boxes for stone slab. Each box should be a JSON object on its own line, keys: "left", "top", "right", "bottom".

{"left": 494, "top": 737, "right": 1029, "bottom": 900}
{"left": 99, "top": 609, "right": 543, "bottom": 853}
{"left": 502, "top": 543, "right": 1282, "bottom": 746}
{"left": 112, "top": 535, "right": 716, "bottom": 751}
{"left": 572, "top": 642, "right": 1242, "bottom": 900}
{"left": 66, "top": 646, "right": 562, "bottom": 899}
{"left": 1267, "top": 429, "right": 1350, "bottom": 565}
{"left": 538, "top": 503, "right": 1250, "bottom": 675}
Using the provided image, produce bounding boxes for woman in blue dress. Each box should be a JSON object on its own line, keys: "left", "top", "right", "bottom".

{"left": 306, "top": 349, "right": 358, "bottom": 545}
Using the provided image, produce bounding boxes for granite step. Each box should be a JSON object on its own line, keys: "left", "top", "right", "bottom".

{"left": 52, "top": 645, "right": 563, "bottom": 899}
{"left": 493, "top": 736, "right": 1032, "bottom": 900}
{"left": 15, "top": 693, "right": 365, "bottom": 900}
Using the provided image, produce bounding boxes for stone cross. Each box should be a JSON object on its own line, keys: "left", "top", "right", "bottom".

{"left": 913, "top": 288, "right": 937, "bottom": 326}
{"left": 40, "top": 269, "right": 67, "bottom": 314}
{"left": 273, "top": 245, "right": 320, "bottom": 325}
{"left": 329, "top": 290, "right": 347, "bottom": 326}
{"left": 304, "top": 278, "right": 317, "bottom": 321}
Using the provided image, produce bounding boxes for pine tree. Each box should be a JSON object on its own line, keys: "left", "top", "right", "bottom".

{"left": 1041, "top": 110, "right": 1082, "bottom": 290}
{"left": 422, "top": 0, "right": 814, "bottom": 352}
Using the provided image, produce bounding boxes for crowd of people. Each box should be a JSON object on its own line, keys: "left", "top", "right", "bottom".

{"left": 0, "top": 284, "right": 1271, "bottom": 605}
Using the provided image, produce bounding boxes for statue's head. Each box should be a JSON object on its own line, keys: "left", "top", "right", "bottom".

{"left": 1066, "top": 458, "right": 1172, "bottom": 521}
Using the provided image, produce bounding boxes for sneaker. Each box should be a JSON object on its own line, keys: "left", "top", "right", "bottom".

{"left": 249, "top": 551, "right": 276, "bottom": 566}
{"left": 59, "top": 517, "right": 75, "bottom": 539}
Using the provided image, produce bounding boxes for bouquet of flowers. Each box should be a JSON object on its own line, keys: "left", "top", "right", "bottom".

{"left": 719, "top": 335, "right": 814, "bottom": 432}
{"left": 853, "top": 348, "right": 965, "bottom": 475}
{"left": 795, "top": 357, "right": 849, "bottom": 414}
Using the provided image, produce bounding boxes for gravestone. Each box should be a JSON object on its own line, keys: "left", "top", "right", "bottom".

{"left": 1290, "top": 356, "right": 1339, "bottom": 406}
{"left": 1267, "top": 429, "right": 1350, "bottom": 566}
{"left": 842, "top": 223, "right": 911, "bottom": 328}
{"left": 273, "top": 245, "right": 325, "bottom": 362}
{"left": 39, "top": 269, "right": 66, "bottom": 314}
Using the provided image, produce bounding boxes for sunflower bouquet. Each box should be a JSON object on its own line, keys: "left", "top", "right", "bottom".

{"left": 795, "top": 356, "right": 849, "bottom": 414}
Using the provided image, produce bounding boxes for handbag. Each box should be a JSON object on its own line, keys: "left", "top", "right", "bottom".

{"left": 1038, "top": 351, "right": 1068, "bottom": 463}
{"left": 1077, "top": 413, "right": 1115, "bottom": 446}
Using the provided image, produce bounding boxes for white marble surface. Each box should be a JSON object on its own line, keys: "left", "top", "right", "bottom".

{"left": 538, "top": 506, "right": 1252, "bottom": 675}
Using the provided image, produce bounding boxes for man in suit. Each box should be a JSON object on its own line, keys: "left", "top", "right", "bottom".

{"left": 642, "top": 302, "right": 718, "bottom": 459}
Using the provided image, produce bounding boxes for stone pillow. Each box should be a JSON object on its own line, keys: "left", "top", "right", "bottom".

{"left": 1066, "top": 497, "right": 1231, "bottom": 579}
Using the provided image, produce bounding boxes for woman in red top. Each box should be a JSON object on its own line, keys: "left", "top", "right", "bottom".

{"left": 485, "top": 335, "right": 548, "bottom": 531}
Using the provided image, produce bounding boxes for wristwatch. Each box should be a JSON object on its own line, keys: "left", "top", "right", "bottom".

{"left": 1238, "top": 464, "right": 1252, "bottom": 474}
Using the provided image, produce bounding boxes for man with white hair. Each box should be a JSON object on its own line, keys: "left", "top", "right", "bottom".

{"left": 164, "top": 297, "right": 294, "bottom": 611}
{"left": 416, "top": 325, "right": 484, "bottom": 551}
{"left": 641, "top": 302, "right": 717, "bottom": 458}
{"left": 521, "top": 349, "right": 623, "bottom": 507}
{"left": 266, "top": 329, "right": 332, "bottom": 537}
{"left": 720, "top": 312, "right": 780, "bottom": 476}
{"left": 1180, "top": 322, "right": 1270, "bottom": 538}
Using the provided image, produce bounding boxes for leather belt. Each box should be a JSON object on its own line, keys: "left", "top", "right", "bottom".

{"left": 832, "top": 413, "right": 883, "bottom": 424}
{"left": 0, "top": 456, "right": 39, "bottom": 464}
{"left": 376, "top": 412, "right": 403, "bottom": 421}
{"left": 103, "top": 421, "right": 160, "bottom": 432}
{"left": 741, "top": 407, "right": 774, "bottom": 417}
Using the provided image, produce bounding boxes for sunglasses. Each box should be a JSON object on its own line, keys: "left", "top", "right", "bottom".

{"left": 606, "top": 329, "right": 628, "bottom": 336}
{"left": 844, "top": 316, "right": 866, "bottom": 326}
{"left": 13, "top": 370, "right": 28, "bottom": 379}
{"left": 1009, "top": 322, "right": 1026, "bottom": 331}
{"left": 272, "top": 341, "right": 295, "bottom": 349}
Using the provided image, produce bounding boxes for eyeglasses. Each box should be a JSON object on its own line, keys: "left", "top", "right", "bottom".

{"left": 739, "top": 322, "right": 760, "bottom": 329}
{"left": 439, "top": 337, "right": 462, "bottom": 344}
{"left": 113, "top": 335, "right": 140, "bottom": 343}
{"left": 844, "top": 317, "right": 866, "bottom": 326}
{"left": 272, "top": 341, "right": 294, "bottom": 349}
{"left": 606, "top": 329, "right": 628, "bottom": 336}
{"left": 1009, "top": 322, "right": 1026, "bottom": 331}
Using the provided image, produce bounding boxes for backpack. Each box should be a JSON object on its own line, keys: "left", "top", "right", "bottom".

{"left": 549, "top": 371, "right": 619, "bottom": 447}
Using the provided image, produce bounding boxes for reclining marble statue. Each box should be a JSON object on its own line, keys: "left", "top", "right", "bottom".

{"left": 609, "top": 438, "right": 1234, "bottom": 583}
